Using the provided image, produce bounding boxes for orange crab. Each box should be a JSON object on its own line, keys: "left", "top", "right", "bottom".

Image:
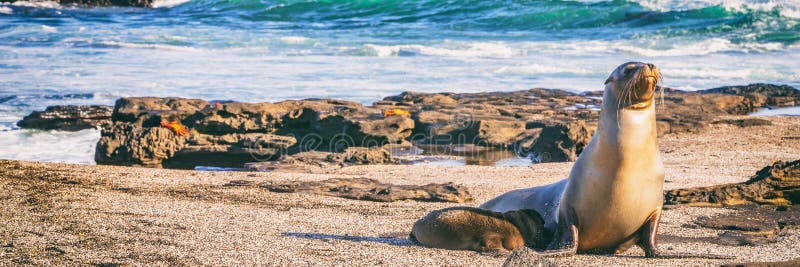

{"left": 160, "top": 120, "right": 189, "bottom": 136}
{"left": 383, "top": 109, "right": 411, "bottom": 117}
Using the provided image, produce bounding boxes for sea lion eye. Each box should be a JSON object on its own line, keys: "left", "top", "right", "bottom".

{"left": 624, "top": 65, "right": 637, "bottom": 73}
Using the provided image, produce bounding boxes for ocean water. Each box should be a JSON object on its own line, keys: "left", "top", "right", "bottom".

{"left": 1, "top": 0, "right": 799, "bottom": 164}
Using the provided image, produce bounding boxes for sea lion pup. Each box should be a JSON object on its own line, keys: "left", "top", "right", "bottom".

{"left": 410, "top": 207, "right": 548, "bottom": 254}
{"left": 481, "top": 62, "right": 673, "bottom": 257}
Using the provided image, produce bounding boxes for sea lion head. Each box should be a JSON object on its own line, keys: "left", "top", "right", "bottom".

{"left": 604, "top": 61, "right": 661, "bottom": 109}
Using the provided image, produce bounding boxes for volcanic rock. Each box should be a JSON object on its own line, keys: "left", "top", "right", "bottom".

{"left": 259, "top": 177, "right": 473, "bottom": 203}
{"left": 111, "top": 97, "right": 208, "bottom": 126}
{"left": 96, "top": 97, "right": 412, "bottom": 168}
{"left": 84, "top": 83, "right": 799, "bottom": 169}
{"left": 161, "top": 133, "right": 297, "bottom": 169}
{"left": 712, "top": 118, "right": 773, "bottom": 127}
{"left": 378, "top": 89, "right": 601, "bottom": 162}
{"left": 95, "top": 124, "right": 185, "bottom": 167}
{"left": 664, "top": 160, "right": 800, "bottom": 206}
{"left": 657, "top": 83, "right": 799, "bottom": 134}
{"left": 701, "top": 83, "right": 799, "bottom": 108}
{"left": 688, "top": 204, "right": 800, "bottom": 246}
{"left": 328, "top": 147, "right": 395, "bottom": 165}
{"left": 17, "top": 105, "right": 112, "bottom": 131}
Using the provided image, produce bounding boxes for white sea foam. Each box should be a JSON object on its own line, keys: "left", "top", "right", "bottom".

{"left": 98, "top": 41, "right": 201, "bottom": 52}
{"left": 530, "top": 38, "right": 786, "bottom": 57}
{"left": 356, "top": 38, "right": 785, "bottom": 60}
{"left": 9, "top": 1, "right": 61, "bottom": 8}
{"left": 362, "top": 41, "right": 520, "bottom": 58}
{"left": 668, "top": 67, "right": 753, "bottom": 79}
{"left": 634, "top": 0, "right": 800, "bottom": 18}
{"left": 150, "top": 0, "right": 191, "bottom": 8}
{"left": 493, "top": 64, "right": 598, "bottom": 76}
{"left": 667, "top": 62, "right": 799, "bottom": 82}
{"left": 614, "top": 38, "right": 744, "bottom": 56}
{"left": 0, "top": 129, "right": 100, "bottom": 164}
{"left": 0, "top": 6, "right": 12, "bottom": 14}
{"left": 41, "top": 25, "right": 57, "bottom": 33}
{"left": 279, "top": 36, "right": 314, "bottom": 45}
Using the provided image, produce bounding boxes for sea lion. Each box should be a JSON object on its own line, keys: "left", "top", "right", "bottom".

{"left": 410, "top": 207, "right": 548, "bottom": 254}
{"left": 481, "top": 62, "right": 668, "bottom": 256}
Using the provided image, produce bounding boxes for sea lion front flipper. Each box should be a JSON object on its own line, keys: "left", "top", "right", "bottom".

{"left": 540, "top": 207, "right": 578, "bottom": 257}
{"left": 637, "top": 208, "right": 662, "bottom": 258}
{"left": 636, "top": 208, "right": 733, "bottom": 259}
{"left": 476, "top": 233, "right": 513, "bottom": 256}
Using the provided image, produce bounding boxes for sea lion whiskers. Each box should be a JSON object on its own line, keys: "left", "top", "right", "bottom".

{"left": 625, "top": 64, "right": 652, "bottom": 103}
{"left": 615, "top": 63, "right": 649, "bottom": 129}
{"left": 481, "top": 62, "right": 669, "bottom": 258}
{"left": 622, "top": 63, "right": 661, "bottom": 108}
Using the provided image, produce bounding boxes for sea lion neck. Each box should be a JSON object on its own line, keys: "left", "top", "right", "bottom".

{"left": 594, "top": 84, "right": 659, "bottom": 153}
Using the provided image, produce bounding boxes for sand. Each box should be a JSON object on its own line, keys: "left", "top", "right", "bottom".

{"left": 1, "top": 115, "right": 799, "bottom": 266}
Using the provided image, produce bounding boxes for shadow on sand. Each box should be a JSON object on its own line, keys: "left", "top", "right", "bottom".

{"left": 282, "top": 232, "right": 415, "bottom": 247}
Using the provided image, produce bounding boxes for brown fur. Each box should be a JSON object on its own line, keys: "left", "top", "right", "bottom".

{"left": 410, "top": 207, "right": 548, "bottom": 254}
{"left": 480, "top": 62, "right": 666, "bottom": 256}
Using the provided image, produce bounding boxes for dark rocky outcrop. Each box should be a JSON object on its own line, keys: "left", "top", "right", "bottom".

{"left": 701, "top": 83, "right": 799, "bottom": 108}
{"left": 657, "top": 83, "right": 799, "bottom": 135}
{"left": 662, "top": 160, "right": 800, "bottom": 249}
{"left": 111, "top": 97, "right": 208, "bottom": 126}
{"left": 95, "top": 124, "right": 185, "bottom": 167}
{"left": 375, "top": 88, "right": 600, "bottom": 162}
{"left": 681, "top": 204, "right": 800, "bottom": 247}
{"left": 376, "top": 84, "right": 798, "bottom": 161}
{"left": 17, "top": 105, "right": 112, "bottom": 131}
{"left": 258, "top": 177, "right": 473, "bottom": 203}
{"left": 164, "top": 133, "right": 297, "bottom": 169}
{"left": 95, "top": 97, "right": 411, "bottom": 168}
{"left": 664, "top": 160, "right": 800, "bottom": 206}
{"left": 328, "top": 147, "right": 395, "bottom": 165}
{"left": 242, "top": 147, "right": 395, "bottom": 173}
{"left": 711, "top": 118, "right": 772, "bottom": 127}
{"left": 516, "top": 121, "right": 593, "bottom": 162}
{"left": 13, "top": 83, "right": 788, "bottom": 169}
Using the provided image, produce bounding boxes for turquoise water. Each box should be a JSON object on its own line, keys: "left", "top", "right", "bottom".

{"left": 0, "top": 0, "right": 799, "bottom": 163}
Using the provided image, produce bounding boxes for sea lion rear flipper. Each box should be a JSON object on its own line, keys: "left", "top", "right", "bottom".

{"left": 636, "top": 208, "right": 733, "bottom": 259}
{"left": 477, "top": 234, "right": 511, "bottom": 255}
